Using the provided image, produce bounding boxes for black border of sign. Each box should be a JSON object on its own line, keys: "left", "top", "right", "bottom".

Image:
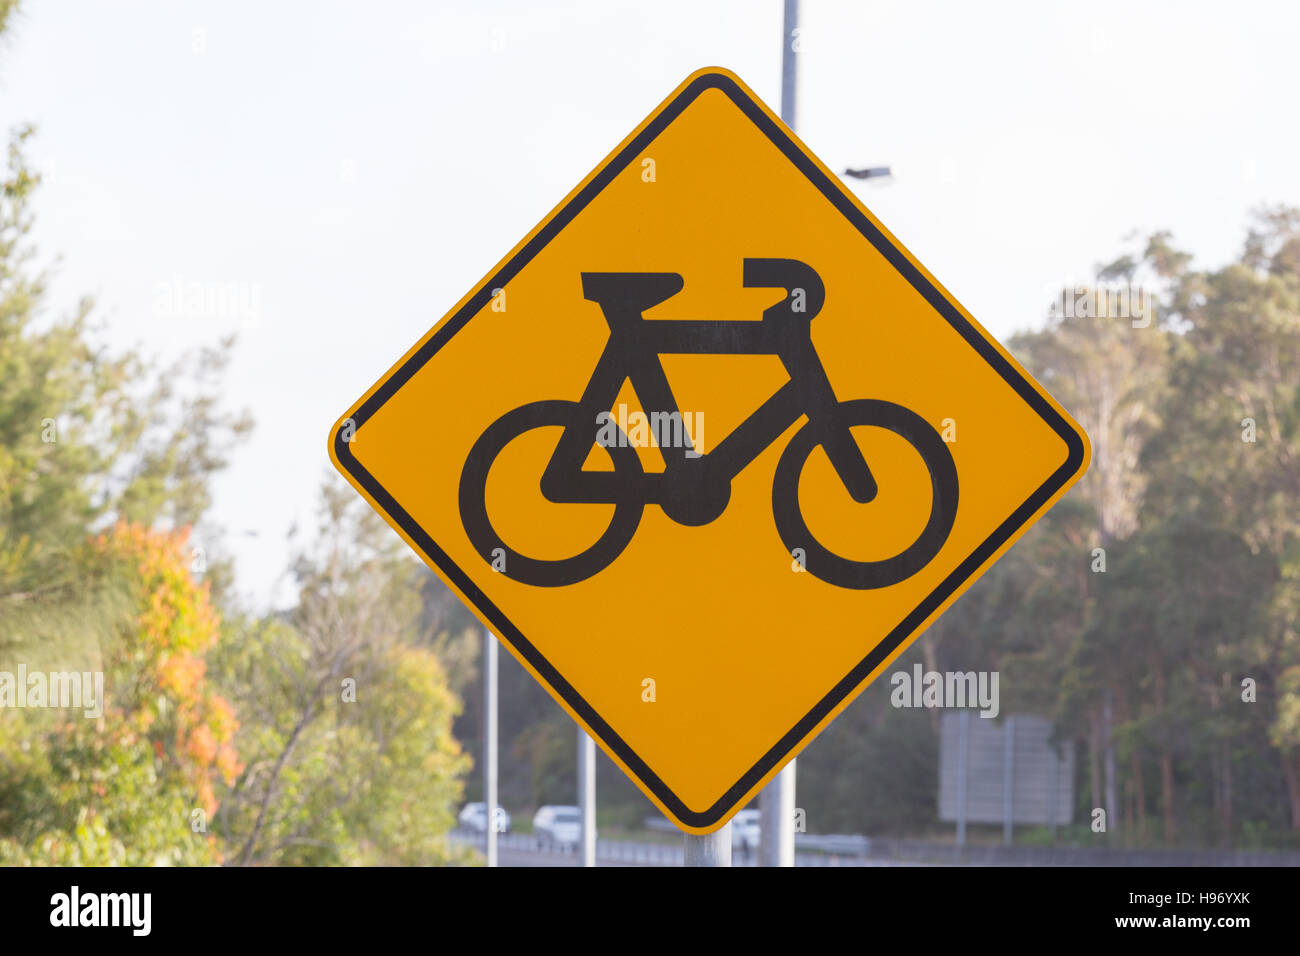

{"left": 332, "top": 70, "right": 1088, "bottom": 830}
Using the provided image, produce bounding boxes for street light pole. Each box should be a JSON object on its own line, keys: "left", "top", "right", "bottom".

{"left": 759, "top": 0, "right": 801, "bottom": 869}
{"left": 674, "top": 7, "right": 802, "bottom": 859}
{"left": 780, "top": 0, "right": 798, "bottom": 129}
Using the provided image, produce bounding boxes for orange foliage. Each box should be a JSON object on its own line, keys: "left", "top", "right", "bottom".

{"left": 90, "top": 522, "right": 245, "bottom": 819}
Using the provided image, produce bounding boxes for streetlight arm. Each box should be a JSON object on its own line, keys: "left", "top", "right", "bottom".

{"left": 843, "top": 166, "right": 892, "bottom": 180}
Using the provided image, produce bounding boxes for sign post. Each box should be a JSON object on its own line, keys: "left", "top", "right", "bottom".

{"left": 578, "top": 728, "right": 596, "bottom": 867}
{"left": 483, "top": 629, "right": 498, "bottom": 867}
{"left": 684, "top": 825, "right": 732, "bottom": 867}
{"left": 760, "top": 760, "right": 796, "bottom": 867}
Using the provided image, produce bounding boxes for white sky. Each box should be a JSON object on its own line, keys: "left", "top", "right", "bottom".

{"left": 2, "top": 0, "right": 1297, "bottom": 610}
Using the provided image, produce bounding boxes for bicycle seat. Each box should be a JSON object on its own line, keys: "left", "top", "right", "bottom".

{"left": 581, "top": 272, "right": 685, "bottom": 315}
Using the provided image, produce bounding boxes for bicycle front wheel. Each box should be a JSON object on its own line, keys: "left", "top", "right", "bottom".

{"left": 458, "top": 399, "right": 644, "bottom": 587}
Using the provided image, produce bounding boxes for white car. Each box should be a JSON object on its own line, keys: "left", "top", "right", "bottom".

{"left": 533, "top": 805, "right": 583, "bottom": 850}
{"left": 459, "top": 802, "right": 511, "bottom": 834}
{"left": 730, "top": 809, "right": 761, "bottom": 855}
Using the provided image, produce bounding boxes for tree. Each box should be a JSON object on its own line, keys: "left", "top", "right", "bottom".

{"left": 0, "top": 124, "right": 250, "bottom": 655}
{"left": 1, "top": 3, "right": 253, "bottom": 862}
{"left": 993, "top": 264, "right": 1170, "bottom": 839}
{"left": 0, "top": 523, "right": 240, "bottom": 865}
{"left": 210, "top": 480, "right": 472, "bottom": 865}
{"left": 1142, "top": 207, "right": 1300, "bottom": 833}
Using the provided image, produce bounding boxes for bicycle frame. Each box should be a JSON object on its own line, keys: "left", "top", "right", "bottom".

{"left": 540, "top": 259, "right": 878, "bottom": 520}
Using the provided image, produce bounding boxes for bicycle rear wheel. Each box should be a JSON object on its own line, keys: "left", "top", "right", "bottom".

{"left": 771, "top": 399, "right": 958, "bottom": 590}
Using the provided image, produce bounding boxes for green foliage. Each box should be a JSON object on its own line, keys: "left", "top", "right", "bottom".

{"left": 0, "top": 59, "right": 468, "bottom": 863}
{"left": 209, "top": 482, "right": 473, "bottom": 866}
{"left": 0, "top": 125, "right": 250, "bottom": 650}
{"left": 952, "top": 209, "right": 1300, "bottom": 846}
{"left": 0, "top": 524, "right": 236, "bottom": 865}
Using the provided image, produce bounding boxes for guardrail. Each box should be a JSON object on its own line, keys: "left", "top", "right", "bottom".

{"left": 451, "top": 828, "right": 873, "bottom": 866}
{"left": 453, "top": 826, "right": 1300, "bottom": 867}
{"left": 451, "top": 829, "right": 683, "bottom": 866}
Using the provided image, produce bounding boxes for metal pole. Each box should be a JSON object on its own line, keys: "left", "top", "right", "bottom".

{"left": 578, "top": 728, "right": 596, "bottom": 867}
{"left": 956, "top": 709, "right": 969, "bottom": 848}
{"left": 780, "top": 0, "right": 798, "bottom": 128}
{"left": 1049, "top": 739, "right": 1060, "bottom": 839}
{"left": 684, "top": 824, "right": 732, "bottom": 867}
{"left": 759, "top": 0, "right": 801, "bottom": 869}
{"left": 1103, "top": 688, "right": 1118, "bottom": 838}
{"left": 1002, "top": 715, "right": 1016, "bottom": 846}
{"left": 483, "top": 629, "right": 498, "bottom": 867}
{"left": 760, "top": 763, "right": 797, "bottom": 867}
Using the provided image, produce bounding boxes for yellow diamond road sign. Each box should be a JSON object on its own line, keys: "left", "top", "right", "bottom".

{"left": 329, "top": 67, "right": 1090, "bottom": 833}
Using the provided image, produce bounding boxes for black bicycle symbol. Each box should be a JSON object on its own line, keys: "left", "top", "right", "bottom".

{"left": 458, "top": 258, "right": 958, "bottom": 589}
